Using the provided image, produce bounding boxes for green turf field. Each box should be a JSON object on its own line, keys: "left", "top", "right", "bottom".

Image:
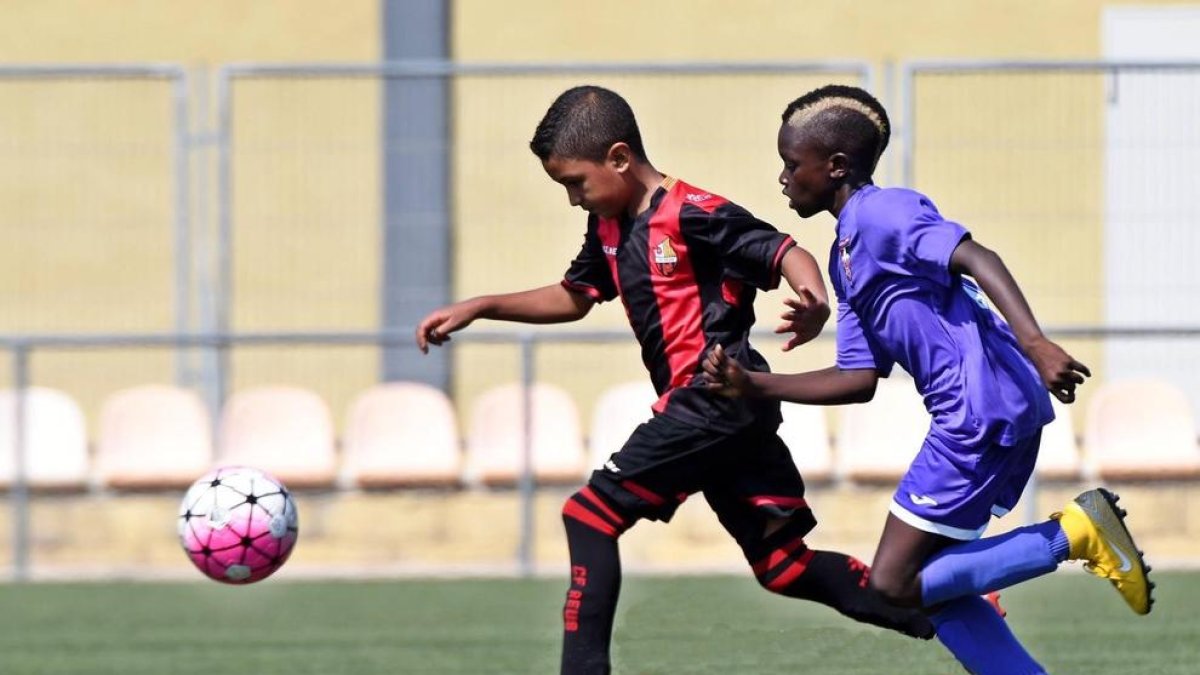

{"left": 0, "top": 571, "right": 1195, "bottom": 674}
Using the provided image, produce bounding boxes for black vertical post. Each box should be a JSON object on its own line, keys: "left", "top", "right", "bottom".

{"left": 381, "top": 0, "right": 451, "bottom": 389}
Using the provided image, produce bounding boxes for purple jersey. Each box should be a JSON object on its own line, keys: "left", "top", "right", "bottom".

{"left": 831, "top": 185, "right": 1053, "bottom": 450}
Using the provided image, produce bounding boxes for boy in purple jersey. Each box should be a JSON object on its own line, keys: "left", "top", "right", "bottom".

{"left": 704, "top": 85, "right": 1153, "bottom": 674}
{"left": 416, "top": 85, "right": 934, "bottom": 675}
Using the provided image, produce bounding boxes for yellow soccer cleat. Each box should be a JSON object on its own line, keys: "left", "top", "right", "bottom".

{"left": 1054, "top": 488, "right": 1154, "bottom": 615}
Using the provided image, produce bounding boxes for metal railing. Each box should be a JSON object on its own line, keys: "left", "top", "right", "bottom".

{"left": 2, "top": 328, "right": 664, "bottom": 581}
{"left": 896, "top": 57, "right": 1200, "bottom": 444}
{"left": 7, "top": 324, "right": 1200, "bottom": 581}
{"left": 212, "top": 59, "right": 876, "bottom": 402}
{"left": 7, "top": 58, "right": 1200, "bottom": 581}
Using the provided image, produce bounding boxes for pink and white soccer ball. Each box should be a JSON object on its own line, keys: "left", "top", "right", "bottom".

{"left": 177, "top": 466, "right": 298, "bottom": 584}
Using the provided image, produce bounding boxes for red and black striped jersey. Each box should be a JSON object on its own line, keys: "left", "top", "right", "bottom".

{"left": 562, "top": 177, "right": 795, "bottom": 433}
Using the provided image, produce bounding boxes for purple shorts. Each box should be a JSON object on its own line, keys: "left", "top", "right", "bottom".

{"left": 889, "top": 430, "right": 1042, "bottom": 541}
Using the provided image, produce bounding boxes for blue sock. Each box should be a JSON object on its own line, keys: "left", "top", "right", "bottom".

{"left": 931, "top": 596, "right": 1046, "bottom": 675}
{"left": 922, "top": 520, "right": 1069, "bottom": 607}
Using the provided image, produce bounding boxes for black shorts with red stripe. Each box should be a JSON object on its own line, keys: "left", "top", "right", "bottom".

{"left": 586, "top": 413, "right": 816, "bottom": 549}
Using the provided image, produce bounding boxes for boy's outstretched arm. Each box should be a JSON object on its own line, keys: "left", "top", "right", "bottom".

{"left": 415, "top": 283, "right": 594, "bottom": 353}
{"left": 702, "top": 344, "right": 877, "bottom": 405}
{"left": 949, "top": 238, "right": 1091, "bottom": 403}
{"left": 776, "top": 246, "right": 832, "bottom": 351}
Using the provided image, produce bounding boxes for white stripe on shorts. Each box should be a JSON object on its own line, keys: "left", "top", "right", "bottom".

{"left": 889, "top": 500, "right": 987, "bottom": 541}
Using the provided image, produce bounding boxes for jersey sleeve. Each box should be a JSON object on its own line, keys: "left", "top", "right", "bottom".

{"left": 681, "top": 201, "right": 796, "bottom": 291}
{"left": 858, "top": 189, "right": 969, "bottom": 287}
{"left": 562, "top": 218, "right": 618, "bottom": 302}
{"left": 835, "top": 299, "right": 894, "bottom": 375}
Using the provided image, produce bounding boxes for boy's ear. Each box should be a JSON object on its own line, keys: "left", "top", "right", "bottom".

{"left": 828, "top": 152, "right": 850, "bottom": 181}
{"left": 607, "top": 142, "right": 633, "bottom": 173}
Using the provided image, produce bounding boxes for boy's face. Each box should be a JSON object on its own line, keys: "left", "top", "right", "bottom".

{"left": 541, "top": 146, "right": 633, "bottom": 219}
{"left": 777, "top": 124, "right": 837, "bottom": 219}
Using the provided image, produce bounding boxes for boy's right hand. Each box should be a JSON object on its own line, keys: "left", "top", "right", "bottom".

{"left": 775, "top": 287, "right": 830, "bottom": 351}
{"left": 415, "top": 299, "right": 480, "bottom": 353}
{"left": 1023, "top": 336, "right": 1091, "bottom": 404}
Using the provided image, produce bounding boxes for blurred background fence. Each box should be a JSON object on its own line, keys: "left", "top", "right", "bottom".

{"left": 4, "top": 59, "right": 1200, "bottom": 582}
{"left": 901, "top": 60, "right": 1200, "bottom": 422}
{"left": 215, "top": 60, "right": 872, "bottom": 425}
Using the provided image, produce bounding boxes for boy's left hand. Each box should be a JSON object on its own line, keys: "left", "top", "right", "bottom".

{"left": 775, "top": 287, "right": 830, "bottom": 351}
{"left": 701, "top": 345, "right": 754, "bottom": 398}
{"left": 1024, "top": 336, "right": 1091, "bottom": 403}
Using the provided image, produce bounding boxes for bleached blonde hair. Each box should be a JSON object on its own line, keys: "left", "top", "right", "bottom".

{"left": 782, "top": 85, "right": 891, "bottom": 172}
{"left": 785, "top": 96, "right": 887, "bottom": 138}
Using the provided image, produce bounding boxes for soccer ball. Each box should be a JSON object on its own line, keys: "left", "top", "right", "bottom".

{"left": 177, "top": 466, "right": 299, "bottom": 584}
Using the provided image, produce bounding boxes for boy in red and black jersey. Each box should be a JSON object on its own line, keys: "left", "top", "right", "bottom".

{"left": 416, "top": 85, "right": 931, "bottom": 674}
{"left": 562, "top": 175, "right": 793, "bottom": 434}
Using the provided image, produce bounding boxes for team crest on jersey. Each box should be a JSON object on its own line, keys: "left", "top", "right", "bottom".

{"left": 653, "top": 237, "right": 678, "bottom": 276}
{"left": 838, "top": 237, "right": 853, "bottom": 282}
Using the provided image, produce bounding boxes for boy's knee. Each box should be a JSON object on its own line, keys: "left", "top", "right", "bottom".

{"left": 868, "top": 566, "right": 920, "bottom": 607}
{"left": 753, "top": 567, "right": 784, "bottom": 594}
{"left": 746, "top": 522, "right": 814, "bottom": 595}
{"left": 562, "top": 488, "right": 629, "bottom": 538}
{"left": 561, "top": 493, "right": 579, "bottom": 522}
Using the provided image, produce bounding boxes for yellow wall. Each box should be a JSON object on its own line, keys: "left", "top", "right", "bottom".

{"left": 0, "top": 1, "right": 378, "bottom": 427}
{"left": 0, "top": 1, "right": 377, "bottom": 62}
{"left": 0, "top": 0, "right": 1185, "bottom": 437}
{"left": 450, "top": 0, "right": 1196, "bottom": 423}
{"left": 454, "top": 0, "right": 1195, "bottom": 61}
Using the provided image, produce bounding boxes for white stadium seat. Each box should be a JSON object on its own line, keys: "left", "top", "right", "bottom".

{"left": 466, "top": 382, "right": 586, "bottom": 486}
{"left": 778, "top": 403, "right": 835, "bottom": 483}
{"left": 588, "top": 381, "right": 657, "bottom": 471}
{"left": 342, "top": 382, "right": 462, "bottom": 488}
{"left": 96, "top": 384, "right": 213, "bottom": 489}
{"left": 1084, "top": 378, "right": 1200, "bottom": 480}
{"left": 1035, "top": 397, "right": 1082, "bottom": 481}
{"left": 217, "top": 386, "right": 338, "bottom": 488}
{"left": 835, "top": 377, "right": 929, "bottom": 483}
{"left": 0, "top": 387, "right": 89, "bottom": 490}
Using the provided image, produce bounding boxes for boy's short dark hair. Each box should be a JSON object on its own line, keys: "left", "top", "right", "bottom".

{"left": 782, "top": 85, "right": 891, "bottom": 174}
{"left": 530, "top": 85, "right": 647, "bottom": 162}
